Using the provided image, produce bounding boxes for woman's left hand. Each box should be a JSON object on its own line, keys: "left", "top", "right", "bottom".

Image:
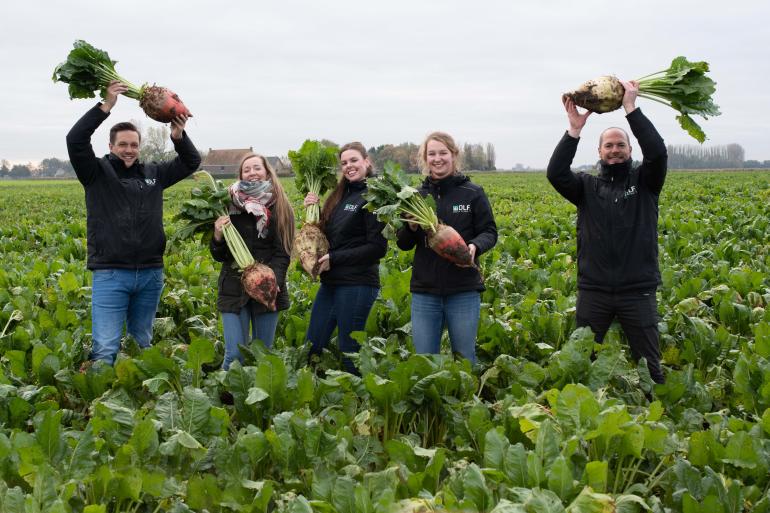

{"left": 468, "top": 243, "right": 477, "bottom": 261}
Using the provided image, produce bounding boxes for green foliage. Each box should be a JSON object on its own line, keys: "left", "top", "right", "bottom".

{"left": 52, "top": 40, "right": 141, "bottom": 100}
{"left": 637, "top": 56, "right": 721, "bottom": 142}
{"left": 2, "top": 173, "right": 770, "bottom": 512}
{"left": 363, "top": 161, "right": 438, "bottom": 232}
{"left": 288, "top": 140, "right": 339, "bottom": 223}
{"left": 172, "top": 170, "right": 230, "bottom": 244}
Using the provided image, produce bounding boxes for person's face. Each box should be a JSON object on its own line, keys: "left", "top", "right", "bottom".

{"left": 241, "top": 156, "right": 268, "bottom": 181}
{"left": 339, "top": 149, "right": 369, "bottom": 183}
{"left": 426, "top": 139, "right": 455, "bottom": 179}
{"left": 599, "top": 129, "right": 631, "bottom": 164}
{"left": 109, "top": 130, "right": 140, "bottom": 167}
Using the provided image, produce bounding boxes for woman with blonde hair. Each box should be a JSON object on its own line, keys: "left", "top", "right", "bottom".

{"left": 211, "top": 153, "right": 295, "bottom": 369}
{"left": 397, "top": 132, "right": 497, "bottom": 364}
{"left": 303, "top": 142, "right": 387, "bottom": 374}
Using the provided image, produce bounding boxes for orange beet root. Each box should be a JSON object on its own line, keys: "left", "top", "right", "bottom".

{"left": 427, "top": 224, "right": 475, "bottom": 268}
{"left": 139, "top": 85, "right": 193, "bottom": 123}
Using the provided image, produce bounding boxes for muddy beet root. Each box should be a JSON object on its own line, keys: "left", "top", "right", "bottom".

{"left": 293, "top": 223, "right": 329, "bottom": 279}
{"left": 241, "top": 263, "right": 278, "bottom": 310}
{"left": 562, "top": 75, "right": 624, "bottom": 114}
{"left": 139, "top": 85, "right": 193, "bottom": 123}
{"left": 427, "top": 224, "right": 476, "bottom": 268}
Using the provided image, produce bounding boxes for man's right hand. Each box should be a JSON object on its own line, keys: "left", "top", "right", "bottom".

{"left": 99, "top": 80, "right": 129, "bottom": 113}
{"left": 563, "top": 97, "right": 592, "bottom": 139}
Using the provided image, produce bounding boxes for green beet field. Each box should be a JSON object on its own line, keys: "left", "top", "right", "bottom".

{"left": 1, "top": 171, "right": 770, "bottom": 513}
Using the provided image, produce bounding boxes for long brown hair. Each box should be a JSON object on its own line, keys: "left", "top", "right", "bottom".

{"left": 320, "top": 142, "right": 374, "bottom": 228}
{"left": 237, "top": 153, "right": 295, "bottom": 255}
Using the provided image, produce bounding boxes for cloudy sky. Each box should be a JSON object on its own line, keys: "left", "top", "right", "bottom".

{"left": 1, "top": 0, "right": 768, "bottom": 168}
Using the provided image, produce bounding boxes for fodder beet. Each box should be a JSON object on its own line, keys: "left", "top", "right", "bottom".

{"left": 241, "top": 262, "right": 278, "bottom": 311}
{"left": 293, "top": 223, "right": 329, "bottom": 279}
{"left": 427, "top": 224, "right": 475, "bottom": 268}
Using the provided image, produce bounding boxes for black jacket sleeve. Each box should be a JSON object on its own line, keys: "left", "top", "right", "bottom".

{"left": 546, "top": 132, "right": 584, "bottom": 206}
{"left": 157, "top": 132, "right": 202, "bottom": 189}
{"left": 627, "top": 108, "right": 667, "bottom": 194}
{"left": 209, "top": 236, "right": 232, "bottom": 263}
{"left": 396, "top": 224, "right": 422, "bottom": 251}
{"left": 467, "top": 187, "right": 498, "bottom": 256}
{"left": 66, "top": 104, "right": 109, "bottom": 187}
{"left": 329, "top": 212, "right": 387, "bottom": 267}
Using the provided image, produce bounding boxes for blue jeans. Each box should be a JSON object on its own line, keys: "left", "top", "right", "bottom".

{"left": 91, "top": 268, "right": 165, "bottom": 365}
{"left": 221, "top": 304, "right": 280, "bottom": 370}
{"left": 411, "top": 291, "right": 480, "bottom": 363}
{"left": 306, "top": 284, "right": 379, "bottom": 374}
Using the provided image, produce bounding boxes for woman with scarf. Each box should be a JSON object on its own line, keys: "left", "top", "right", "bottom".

{"left": 211, "top": 153, "right": 295, "bottom": 369}
{"left": 303, "top": 142, "right": 387, "bottom": 374}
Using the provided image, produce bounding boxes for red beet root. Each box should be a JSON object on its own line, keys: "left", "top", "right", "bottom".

{"left": 427, "top": 224, "right": 475, "bottom": 268}
{"left": 241, "top": 263, "right": 278, "bottom": 311}
{"left": 139, "top": 85, "right": 193, "bottom": 123}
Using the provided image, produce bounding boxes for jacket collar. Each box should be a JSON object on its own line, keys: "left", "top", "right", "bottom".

{"left": 345, "top": 179, "right": 367, "bottom": 192}
{"left": 423, "top": 173, "right": 469, "bottom": 192}
{"left": 107, "top": 153, "right": 141, "bottom": 174}
{"left": 598, "top": 159, "right": 632, "bottom": 181}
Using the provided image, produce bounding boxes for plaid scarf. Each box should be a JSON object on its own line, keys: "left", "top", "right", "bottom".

{"left": 228, "top": 180, "right": 275, "bottom": 238}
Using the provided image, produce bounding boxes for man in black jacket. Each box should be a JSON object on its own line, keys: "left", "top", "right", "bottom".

{"left": 67, "top": 80, "right": 201, "bottom": 365}
{"left": 546, "top": 80, "right": 667, "bottom": 384}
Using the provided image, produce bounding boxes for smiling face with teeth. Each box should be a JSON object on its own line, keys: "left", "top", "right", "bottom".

{"left": 418, "top": 131, "right": 460, "bottom": 179}
{"left": 425, "top": 139, "right": 456, "bottom": 180}
{"left": 339, "top": 148, "right": 371, "bottom": 183}
{"left": 598, "top": 127, "right": 632, "bottom": 165}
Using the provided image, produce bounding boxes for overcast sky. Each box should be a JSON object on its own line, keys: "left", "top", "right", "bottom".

{"left": 1, "top": 0, "right": 768, "bottom": 169}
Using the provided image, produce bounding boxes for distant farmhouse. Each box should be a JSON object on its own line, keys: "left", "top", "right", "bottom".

{"left": 200, "top": 147, "right": 292, "bottom": 177}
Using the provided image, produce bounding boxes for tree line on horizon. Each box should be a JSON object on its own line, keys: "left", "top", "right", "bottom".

{"left": 3, "top": 139, "right": 770, "bottom": 179}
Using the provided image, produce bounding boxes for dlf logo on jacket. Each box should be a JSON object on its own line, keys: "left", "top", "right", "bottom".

{"left": 453, "top": 204, "right": 471, "bottom": 213}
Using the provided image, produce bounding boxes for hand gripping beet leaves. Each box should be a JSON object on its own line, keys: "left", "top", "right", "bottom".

{"left": 364, "top": 162, "right": 475, "bottom": 268}
{"left": 174, "top": 171, "right": 278, "bottom": 310}
{"left": 563, "top": 56, "right": 720, "bottom": 143}
{"left": 52, "top": 39, "right": 192, "bottom": 123}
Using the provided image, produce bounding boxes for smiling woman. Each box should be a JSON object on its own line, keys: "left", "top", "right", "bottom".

{"left": 303, "top": 142, "right": 388, "bottom": 375}
{"left": 395, "top": 131, "right": 498, "bottom": 364}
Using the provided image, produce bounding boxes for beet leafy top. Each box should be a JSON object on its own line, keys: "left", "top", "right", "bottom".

{"left": 52, "top": 40, "right": 142, "bottom": 100}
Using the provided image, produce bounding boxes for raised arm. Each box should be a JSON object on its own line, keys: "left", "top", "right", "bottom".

{"left": 157, "top": 114, "right": 201, "bottom": 188}
{"left": 622, "top": 80, "right": 667, "bottom": 194}
{"left": 66, "top": 81, "right": 126, "bottom": 186}
{"left": 546, "top": 97, "right": 590, "bottom": 205}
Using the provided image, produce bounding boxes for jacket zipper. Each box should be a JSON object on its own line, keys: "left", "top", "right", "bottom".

{"left": 608, "top": 175, "right": 616, "bottom": 290}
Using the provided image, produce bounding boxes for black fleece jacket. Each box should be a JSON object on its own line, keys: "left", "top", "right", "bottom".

{"left": 67, "top": 104, "right": 201, "bottom": 270}
{"left": 320, "top": 180, "right": 387, "bottom": 287}
{"left": 546, "top": 108, "right": 668, "bottom": 292}
{"left": 397, "top": 174, "right": 498, "bottom": 295}
{"left": 210, "top": 211, "right": 292, "bottom": 313}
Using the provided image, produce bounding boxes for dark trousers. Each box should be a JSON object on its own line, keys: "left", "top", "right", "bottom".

{"left": 576, "top": 288, "right": 665, "bottom": 384}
